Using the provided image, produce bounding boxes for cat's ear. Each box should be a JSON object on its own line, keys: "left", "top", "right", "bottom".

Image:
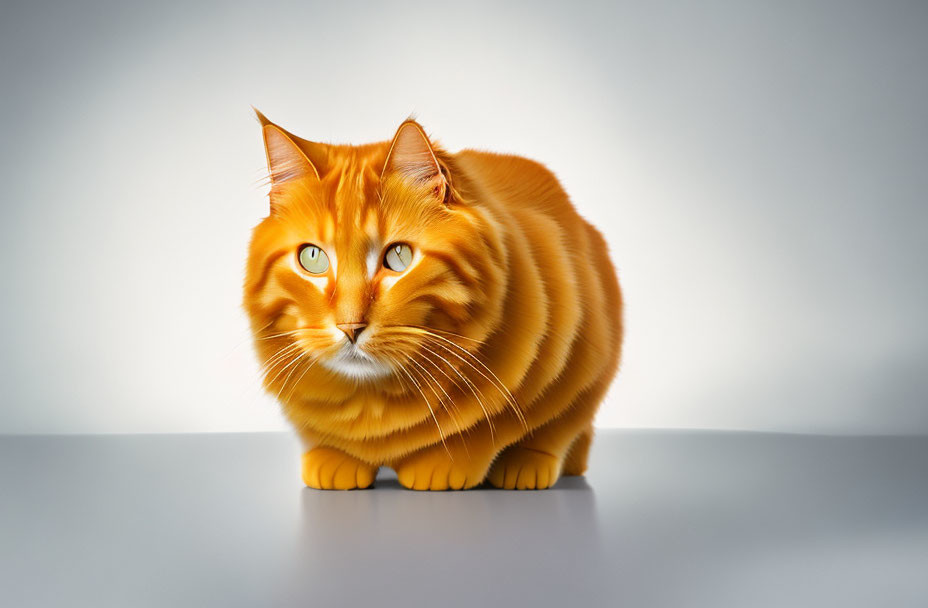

{"left": 383, "top": 120, "right": 447, "bottom": 200}
{"left": 254, "top": 108, "right": 321, "bottom": 184}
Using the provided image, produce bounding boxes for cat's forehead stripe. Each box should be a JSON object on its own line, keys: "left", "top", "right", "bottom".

{"left": 326, "top": 157, "right": 381, "bottom": 228}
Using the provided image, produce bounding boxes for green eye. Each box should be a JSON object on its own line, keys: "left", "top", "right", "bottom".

{"left": 384, "top": 243, "right": 413, "bottom": 272}
{"left": 298, "top": 244, "right": 329, "bottom": 274}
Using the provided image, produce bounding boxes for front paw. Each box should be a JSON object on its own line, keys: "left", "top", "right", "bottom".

{"left": 302, "top": 447, "right": 377, "bottom": 490}
{"left": 394, "top": 447, "right": 487, "bottom": 491}
{"left": 487, "top": 446, "right": 560, "bottom": 490}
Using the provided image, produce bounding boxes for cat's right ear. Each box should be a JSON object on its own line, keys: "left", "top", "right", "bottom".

{"left": 255, "top": 108, "right": 320, "bottom": 184}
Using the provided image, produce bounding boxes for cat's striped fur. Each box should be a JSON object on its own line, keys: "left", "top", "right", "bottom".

{"left": 244, "top": 113, "right": 622, "bottom": 490}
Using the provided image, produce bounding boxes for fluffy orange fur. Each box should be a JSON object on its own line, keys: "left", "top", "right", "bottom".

{"left": 244, "top": 112, "right": 623, "bottom": 490}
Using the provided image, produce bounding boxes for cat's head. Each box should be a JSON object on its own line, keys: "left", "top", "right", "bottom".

{"left": 243, "top": 113, "right": 505, "bottom": 387}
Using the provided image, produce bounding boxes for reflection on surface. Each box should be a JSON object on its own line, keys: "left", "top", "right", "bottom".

{"left": 283, "top": 471, "right": 602, "bottom": 606}
{"left": 2, "top": 432, "right": 927, "bottom": 607}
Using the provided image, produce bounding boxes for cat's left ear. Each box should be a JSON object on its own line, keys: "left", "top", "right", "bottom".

{"left": 382, "top": 120, "right": 448, "bottom": 201}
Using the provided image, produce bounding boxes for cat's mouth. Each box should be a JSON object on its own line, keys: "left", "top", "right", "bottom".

{"left": 320, "top": 342, "right": 393, "bottom": 381}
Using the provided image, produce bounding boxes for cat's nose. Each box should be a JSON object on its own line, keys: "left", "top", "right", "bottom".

{"left": 336, "top": 322, "right": 367, "bottom": 343}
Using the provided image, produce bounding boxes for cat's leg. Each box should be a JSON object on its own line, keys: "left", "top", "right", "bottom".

{"left": 302, "top": 446, "right": 377, "bottom": 490}
{"left": 486, "top": 425, "right": 577, "bottom": 490}
{"left": 393, "top": 361, "right": 614, "bottom": 491}
{"left": 561, "top": 425, "right": 594, "bottom": 476}
{"left": 487, "top": 378, "right": 610, "bottom": 490}
{"left": 392, "top": 431, "right": 499, "bottom": 491}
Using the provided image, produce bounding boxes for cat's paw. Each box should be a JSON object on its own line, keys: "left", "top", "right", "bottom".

{"left": 394, "top": 448, "right": 485, "bottom": 491}
{"left": 487, "top": 446, "right": 560, "bottom": 490}
{"left": 302, "top": 447, "right": 376, "bottom": 490}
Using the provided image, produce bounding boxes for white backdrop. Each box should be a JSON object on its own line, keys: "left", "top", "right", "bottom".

{"left": 1, "top": 0, "right": 926, "bottom": 434}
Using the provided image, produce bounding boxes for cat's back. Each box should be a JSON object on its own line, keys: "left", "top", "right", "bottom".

{"left": 453, "top": 147, "right": 622, "bottom": 410}
{"left": 453, "top": 146, "right": 621, "bottom": 320}
{"left": 453, "top": 149, "right": 576, "bottom": 220}
{"left": 453, "top": 149, "right": 613, "bottom": 263}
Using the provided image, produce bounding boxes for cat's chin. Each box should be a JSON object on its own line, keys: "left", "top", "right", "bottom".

{"left": 320, "top": 346, "right": 393, "bottom": 382}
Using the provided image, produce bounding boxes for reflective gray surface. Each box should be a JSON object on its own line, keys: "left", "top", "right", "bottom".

{"left": 1, "top": 431, "right": 926, "bottom": 607}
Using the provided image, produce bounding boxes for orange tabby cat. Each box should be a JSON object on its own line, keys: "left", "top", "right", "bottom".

{"left": 244, "top": 111, "right": 622, "bottom": 490}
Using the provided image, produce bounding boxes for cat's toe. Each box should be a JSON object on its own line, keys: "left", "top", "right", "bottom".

{"left": 395, "top": 453, "right": 478, "bottom": 491}
{"left": 488, "top": 447, "right": 560, "bottom": 490}
{"left": 302, "top": 447, "right": 376, "bottom": 490}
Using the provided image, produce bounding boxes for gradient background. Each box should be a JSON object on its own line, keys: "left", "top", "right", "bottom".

{"left": 1, "top": 0, "right": 926, "bottom": 435}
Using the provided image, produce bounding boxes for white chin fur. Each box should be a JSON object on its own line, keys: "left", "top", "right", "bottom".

{"left": 320, "top": 344, "right": 393, "bottom": 381}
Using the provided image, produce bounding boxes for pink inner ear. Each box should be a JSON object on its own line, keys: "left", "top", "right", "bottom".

{"left": 264, "top": 126, "right": 318, "bottom": 183}
{"left": 386, "top": 122, "right": 442, "bottom": 183}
